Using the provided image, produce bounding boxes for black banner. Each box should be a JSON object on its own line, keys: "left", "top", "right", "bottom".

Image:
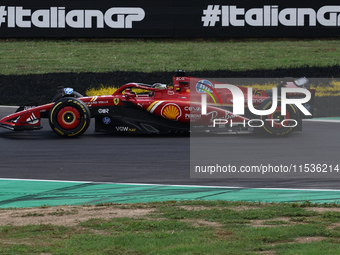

{"left": 0, "top": 0, "right": 340, "bottom": 38}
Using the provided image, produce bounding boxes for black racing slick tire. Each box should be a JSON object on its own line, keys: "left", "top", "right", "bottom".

{"left": 259, "top": 98, "right": 299, "bottom": 137}
{"left": 49, "top": 97, "right": 91, "bottom": 137}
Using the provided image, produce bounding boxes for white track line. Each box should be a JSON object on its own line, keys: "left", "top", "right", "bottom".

{"left": 1, "top": 178, "right": 340, "bottom": 192}
{"left": 303, "top": 119, "right": 340, "bottom": 123}
{"left": 0, "top": 105, "right": 18, "bottom": 108}
{"left": 0, "top": 178, "right": 89, "bottom": 184}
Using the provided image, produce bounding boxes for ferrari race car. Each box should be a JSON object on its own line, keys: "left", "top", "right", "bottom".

{"left": 0, "top": 71, "right": 315, "bottom": 137}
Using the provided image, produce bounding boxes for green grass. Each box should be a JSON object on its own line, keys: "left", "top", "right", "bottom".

{"left": 0, "top": 38, "right": 340, "bottom": 75}
{"left": 1, "top": 200, "right": 340, "bottom": 254}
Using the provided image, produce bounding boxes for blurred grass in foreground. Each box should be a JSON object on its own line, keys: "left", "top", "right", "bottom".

{"left": 0, "top": 38, "right": 339, "bottom": 75}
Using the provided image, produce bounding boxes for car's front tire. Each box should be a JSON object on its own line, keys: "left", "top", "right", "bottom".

{"left": 49, "top": 97, "right": 91, "bottom": 137}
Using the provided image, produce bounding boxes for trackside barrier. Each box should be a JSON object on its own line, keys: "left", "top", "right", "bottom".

{"left": 1, "top": 0, "right": 340, "bottom": 38}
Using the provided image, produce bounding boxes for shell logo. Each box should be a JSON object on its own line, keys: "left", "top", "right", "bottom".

{"left": 161, "top": 104, "right": 182, "bottom": 120}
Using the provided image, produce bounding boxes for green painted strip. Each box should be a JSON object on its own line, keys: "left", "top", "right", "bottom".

{"left": 1, "top": 179, "right": 340, "bottom": 208}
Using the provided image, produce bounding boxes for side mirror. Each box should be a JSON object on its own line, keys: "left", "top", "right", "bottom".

{"left": 124, "top": 89, "right": 136, "bottom": 99}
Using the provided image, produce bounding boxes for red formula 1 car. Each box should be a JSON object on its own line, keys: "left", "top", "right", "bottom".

{"left": 0, "top": 71, "right": 315, "bottom": 137}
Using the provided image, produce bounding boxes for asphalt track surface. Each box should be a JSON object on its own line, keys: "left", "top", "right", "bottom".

{"left": 1, "top": 106, "right": 340, "bottom": 190}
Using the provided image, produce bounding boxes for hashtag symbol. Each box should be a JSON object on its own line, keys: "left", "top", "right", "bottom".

{"left": 202, "top": 5, "right": 221, "bottom": 27}
{"left": 0, "top": 6, "right": 7, "bottom": 27}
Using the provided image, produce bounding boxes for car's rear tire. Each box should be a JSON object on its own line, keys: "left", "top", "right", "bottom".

{"left": 49, "top": 97, "right": 91, "bottom": 137}
{"left": 259, "top": 98, "right": 299, "bottom": 137}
